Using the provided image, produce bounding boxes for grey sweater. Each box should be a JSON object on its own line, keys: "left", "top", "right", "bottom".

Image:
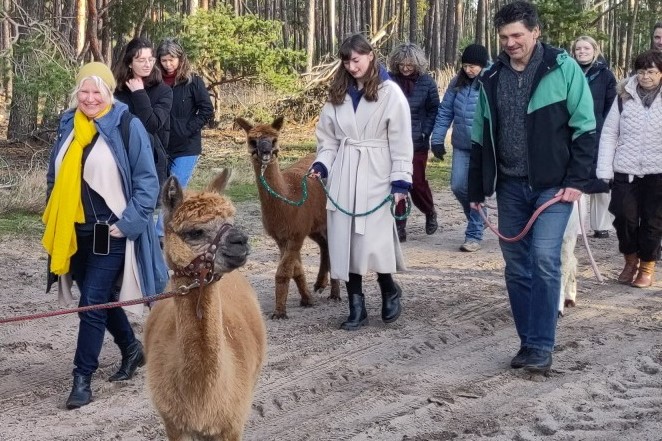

{"left": 495, "top": 43, "right": 544, "bottom": 177}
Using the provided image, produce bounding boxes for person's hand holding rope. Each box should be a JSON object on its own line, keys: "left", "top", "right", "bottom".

{"left": 555, "top": 187, "right": 582, "bottom": 203}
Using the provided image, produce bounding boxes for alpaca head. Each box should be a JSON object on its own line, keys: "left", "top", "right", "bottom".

{"left": 161, "top": 170, "right": 250, "bottom": 279}
{"left": 235, "top": 116, "right": 284, "bottom": 167}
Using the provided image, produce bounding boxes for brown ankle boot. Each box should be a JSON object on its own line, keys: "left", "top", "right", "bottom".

{"left": 632, "top": 261, "right": 655, "bottom": 288}
{"left": 618, "top": 253, "right": 639, "bottom": 284}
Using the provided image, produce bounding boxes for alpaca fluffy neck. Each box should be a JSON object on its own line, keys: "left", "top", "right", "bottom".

{"left": 254, "top": 159, "right": 287, "bottom": 204}
{"left": 174, "top": 283, "right": 228, "bottom": 381}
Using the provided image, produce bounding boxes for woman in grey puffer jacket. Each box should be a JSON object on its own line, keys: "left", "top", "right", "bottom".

{"left": 431, "top": 44, "right": 489, "bottom": 252}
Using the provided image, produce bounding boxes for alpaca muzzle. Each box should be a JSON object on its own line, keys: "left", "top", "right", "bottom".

{"left": 255, "top": 139, "right": 278, "bottom": 165}
{"left": 219, "top": 228, "right": 250, "bottom": 269}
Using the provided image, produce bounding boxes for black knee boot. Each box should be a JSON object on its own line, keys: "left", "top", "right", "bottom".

{"left": 66, "top": 374, "right": 92, "bottom": 409}
{"left": 108, "top": 340, "right": 145, "bottom": 382}
{"left": 340, "top": 292, "right": 368, "bottom": 330}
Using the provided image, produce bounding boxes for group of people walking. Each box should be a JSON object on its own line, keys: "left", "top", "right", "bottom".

{"left": 42, "top": 0, "right": 662, "bottom": 410}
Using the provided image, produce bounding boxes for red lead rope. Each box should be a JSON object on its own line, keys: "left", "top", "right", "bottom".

{"left": 0, "top": 288, "right": 188, "bottom": 325}
{"left": 476, "top": 195, "right": 563, "bottom": 243}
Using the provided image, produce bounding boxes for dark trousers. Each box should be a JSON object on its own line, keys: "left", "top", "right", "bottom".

{"left": 396, "top": 150, "right": 435, "bottom": 220}
{"left": 70, "top": 232, "right": 134, "bottom": 376}
{"left": 609, "top": 173, "right": 662, "bottom": 262}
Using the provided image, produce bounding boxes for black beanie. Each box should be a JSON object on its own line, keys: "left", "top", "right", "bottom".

{"left": 461, "top": 44, "right": 489, "bottom": 67}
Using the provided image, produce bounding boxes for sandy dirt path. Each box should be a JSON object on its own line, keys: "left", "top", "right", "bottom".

{"left": 1, "top": 189, "right": 661, "bottom": 441}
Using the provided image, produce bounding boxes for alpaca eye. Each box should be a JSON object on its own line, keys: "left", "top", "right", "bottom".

{"left": 249, "top": 140, "right": 257, "bottom": 148}
{"left": 182, "top": 229, "right": 205, "bottom": 240}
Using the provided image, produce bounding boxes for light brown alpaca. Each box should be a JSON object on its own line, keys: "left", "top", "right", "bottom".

{"left": 144, "top": 171, "right": 267, "bottom": 441}
{"left": 235, "top": 116, "right": 340, "bottom": 319}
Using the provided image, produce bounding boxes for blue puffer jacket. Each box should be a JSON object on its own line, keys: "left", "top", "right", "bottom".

{"left": 391, "top": 73, "right": 440, "bottom": 152}
{"left": 431, "top": 75, "right": 480, "bottom": 151}
{"left": 47, "top": 102, "right": 169, "bottom": 296}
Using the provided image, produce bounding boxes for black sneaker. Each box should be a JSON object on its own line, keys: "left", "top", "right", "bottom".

{"left": 522, "top": 349, "right": 553, "bottom": 373}
{"left": 510, "top": 347, "right": 531, "bottom": 369}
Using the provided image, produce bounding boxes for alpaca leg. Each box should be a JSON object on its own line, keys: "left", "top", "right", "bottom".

{"left": 290, "top": 250, "right": 313, "bottom": 307}
{"left": 309, "top": 232, "right": 340, "bottom": 300}
{"left": 273, "top": 258, "right": 291, "bottom": 319}
{"left": 162, "top": 418, "right": 185, "bottom": 441}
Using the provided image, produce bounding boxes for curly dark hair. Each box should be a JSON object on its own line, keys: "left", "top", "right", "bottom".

{"left": 494, "top": 1, "right": 540, "bottom": 32}
{"left": 633, "top": 49, "right": 662, "bottom": 72}
{"left": 112, "top": 37, "right": 163, "bottom": 91}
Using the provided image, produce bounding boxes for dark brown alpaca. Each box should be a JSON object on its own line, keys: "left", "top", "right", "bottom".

{"left": 235, "top": 116, "right": 340, "bottom": 319}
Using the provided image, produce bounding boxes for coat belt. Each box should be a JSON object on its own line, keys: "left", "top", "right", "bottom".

{"left": 327, "top": 137, "right": 390, "bottom": 235}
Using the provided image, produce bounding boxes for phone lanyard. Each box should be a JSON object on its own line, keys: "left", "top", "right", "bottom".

{"left": 85, "top": 185, "right": 114, "bottom": 225}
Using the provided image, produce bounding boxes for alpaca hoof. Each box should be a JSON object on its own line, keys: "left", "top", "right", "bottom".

{"left": 271, "top": 311, "right": 288, "bottom": 319}
{"left": 328, "top": 280, "right": 341, "bottom": 301}
{"left": 564, "top": 299, "right": 576, "bottom": 308}
{"left": 300, "top": 298, "right": 314, "bottom": 308}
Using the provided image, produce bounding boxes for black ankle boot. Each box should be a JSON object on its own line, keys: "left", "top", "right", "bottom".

{"left": 108, "top": 340, "right": 145, "bottom": 382}
{"left": 66, "top": 374, "right": 92, "bottom": 409}
{"left": 340, "top": 293, "right": 368, "bottom": 330}
{"left": 425, "top": 212, "right": 438, "bottom": 235}
{"left": 381, "top": 283, "right": 402, "bottom": 323}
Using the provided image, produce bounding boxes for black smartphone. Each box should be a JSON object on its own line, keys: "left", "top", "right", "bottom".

{"left": 93, "top": 222, "right": 110, "bottom": 255}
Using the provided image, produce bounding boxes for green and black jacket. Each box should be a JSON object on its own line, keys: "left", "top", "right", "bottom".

{"left": 468, "top": 43, "right": 597, "bottom": 202}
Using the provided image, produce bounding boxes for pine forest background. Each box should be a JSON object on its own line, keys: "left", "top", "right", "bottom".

{"left": 0, "top": 0, "right": 660, "bottom": 142}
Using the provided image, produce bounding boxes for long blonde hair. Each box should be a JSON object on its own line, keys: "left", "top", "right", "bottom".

{"left": 571, "top": 36, "right": 602, "bottom": 65}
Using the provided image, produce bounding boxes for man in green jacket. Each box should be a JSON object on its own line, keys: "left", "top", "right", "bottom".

{"left": 468, "top": 1, "right": 596, "bottom": 373}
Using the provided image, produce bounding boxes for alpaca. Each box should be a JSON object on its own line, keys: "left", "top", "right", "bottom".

{"left": 144, "top": 171, "right": 267, "bottom": 441}
{"left": 235, "top": 116, "right": 340, "bottom": 319}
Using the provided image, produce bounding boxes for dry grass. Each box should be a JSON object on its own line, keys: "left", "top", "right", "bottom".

{"left": 0, "top": 167, "right": 47, "bottom": 215}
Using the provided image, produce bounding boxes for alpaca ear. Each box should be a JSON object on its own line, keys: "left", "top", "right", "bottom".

{"left": 271, "top": 116, "right": 284, "bottom": 131}
{"left": 161, "top": 176, "right": 184, "bottom": 223}
{"left": 207, "top": 168, "right": 232, "bottom": 194}
{"left": 235, "top": 117, "right": 253, "bottom": 133}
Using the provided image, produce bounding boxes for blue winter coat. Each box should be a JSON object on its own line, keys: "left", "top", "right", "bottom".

{"left": 431, "top": 76, "right": 480, "bottom": 151}
{"left": 391, "top": 73, "right": 440, "bottom": 152}
{"left": 47, "top": 102, "right": 169, "bottom": 296}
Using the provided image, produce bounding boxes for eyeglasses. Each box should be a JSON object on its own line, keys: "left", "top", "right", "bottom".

{"left": 134, "top": 57, "right": 156, "bottom": 65}
{"left": 636, "top": 69, "right": 661, "bottom": 77}
{"left": 398, "top": 63, "right": 415, "bottom": 69}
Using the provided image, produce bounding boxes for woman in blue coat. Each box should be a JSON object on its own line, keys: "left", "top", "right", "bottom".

{"left": 431, "top": 44, "right": 489, "bottom": 252}
{"left": 43, "top": 62, "right": 168, "bottom": 409}
{"left": 389, "top": 43, "right": 440, "bottom": 242}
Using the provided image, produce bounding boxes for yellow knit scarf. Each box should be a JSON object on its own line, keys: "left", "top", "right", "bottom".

{"left": 42, "top": 107, "right": 110, "bottom": 275}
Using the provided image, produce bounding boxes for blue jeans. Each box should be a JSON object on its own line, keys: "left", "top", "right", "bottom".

{"left": 70, "top": 232, "right": 134, "bottom": 376}
{"left": 496, "top": 176, "right": 572, "bottom": 352}
{"left": 156, "top": 155, "right": 199, "bottom": 237}
{"left": 451, "top": 148, "right": 485, "bottom": 241}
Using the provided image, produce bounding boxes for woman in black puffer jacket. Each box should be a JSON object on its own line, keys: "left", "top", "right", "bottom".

{"left": 389, "top": 43, "right": 440, "bottom": 242}
{"left": 154, "top": 39, "right": 214, "bottom": 238}
{"left": 113, "top": 37, "right": 173, "bottom": 191}
{"left": 572, "top": 36, "right": 617, "bottom": 237}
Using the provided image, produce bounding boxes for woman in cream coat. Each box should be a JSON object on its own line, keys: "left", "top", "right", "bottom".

{"left": 310, "top": 34, "right": 413, "bottom": 331}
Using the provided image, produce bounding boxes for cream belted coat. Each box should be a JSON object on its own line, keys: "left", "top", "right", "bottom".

{"left": 315, "top": 80, "right": 414, "bottom": 281}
